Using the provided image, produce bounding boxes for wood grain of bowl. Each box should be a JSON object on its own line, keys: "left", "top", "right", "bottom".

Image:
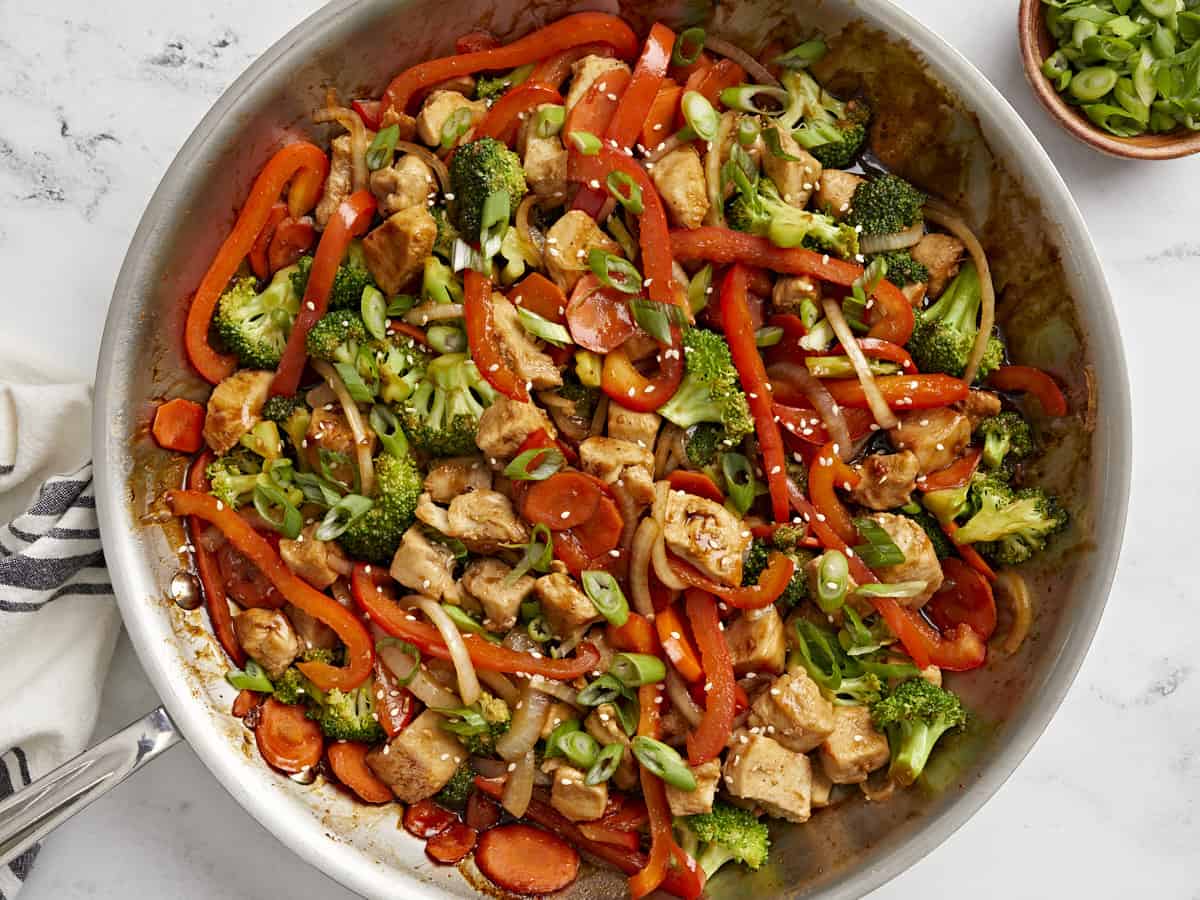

{"left": 1018, "top": 0, "right": 1200, "bottom": 159}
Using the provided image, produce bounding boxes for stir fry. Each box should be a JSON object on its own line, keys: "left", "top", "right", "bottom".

{"left": 153, "top": 15, "right": 1071, "bottom": 898}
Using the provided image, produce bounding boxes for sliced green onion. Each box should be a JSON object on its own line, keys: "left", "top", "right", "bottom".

{"left": 615, "top": 697, "right": 639, "bottom": 736}
{"left": 1142, "top": 0, "right": 1176, "bottom": 18}
{"left": 480, "top": 190, "right": 511, "bottom": 259}
{"left": 631, "top": 736, "right": 696, "bottom": 791}
{"left": 577, "top": 673, "right": 629, "bottom": 707}
{"left": 799, "top": 318, "right": 835, "bottom": 352}
{"left": 629, "top": 297, "right": 685, "bottom": 344}
{"left": 773, "top": 38, "right": 827, "bottom": 70}
{"left": 588, "top": 248, "right": 642, "bottom": 294}
{"left": 528, "top": 616, "right": 554, "bottom": 642}
{"left": 333, "top": 361, "right": 375, "bottom": 403}
{"left": 369, "top": 405, "right": 409, "bottom": 459}
{"left": 568, "top": 130, "right": 602, "bottom": 155}
{"left": 517, "top": 306, "right": 572, "bottom": 346}
{"left": 533, "top": 104, "right": 565, "bottom": 138}
{"left": 610, "top": 652, "right": 666, "bottom": 687}
{"left": 687, "top": 264, "right": 713, "bottom": 314}
{"left": 852, "top": 517, "right": 906, "bottom": 568}
{"left": 581, "top": 570, "right": 630, "bottom": 627}
{"left": 763, "top": 126, "right": 803, "bottom": 160}
{"left": 681, "top": 90, "right": 719, "bottom": 141}
{"left": 1042, "top": 50, "right": 1074, "bottom": 91}
{"left": 606, "top": 213, "right": 639, "bottom": 262}
{"left": 736, "top": 116, "right": 761, "bottom": 147}
{"left": 559, "top": 730, "right": 601, "bottom": 769}
{"left": 799, "top": 296, "right": 820, "bottom": 330}
{"left": 318, "top": 448, "right": 355, "bottom": 492}
{"left": 606, "top": 170, "right": 645, "bottom": 214}
{"left": 520, "top": 600, "right": 540, "bottom": 623}
{"left": 226, "top": 660, "right": 273, "bottom": 693}
{"left": 376, "top": 637, "right": 421, "bottom": 685}
{"left": 673, "top": 27, "right": 706, "bottom": 66}
{"left": 360, "top": 285, "right": 388, "bottom": 340}
{"left": 815, "top": 549, "right": 849, "bottom": 614}
{"left": 435, "top": 705, "right": 492, "bottom": 737}
{"left": 386, "top": 294, "right": 417, "bottom": 317}
{"left": 1133, "top": 46, "right": 1158, "bottom": 106}
{"left": 253, "top": 482, "right": 303, "bottom": 539}
{"left": 315, "top": 493, "right": 373, "bottom": 541}
{"left": 544, "top": 718, "right": 582, "bottom": 758}
{"left": 365, "top": 124, "right": 400, "bottom": 171}
{"left": 427, "top": 530, "right": 469, "bottom": 560}
{"left": 1151, "top": 22, "right": 1176, "bottom": 58}
{"left": 294, "top": 470, "right": 343, "bottom": 507}
{"left": 504, "top": 523, "right": 554, "bottom": 585}
{"left": 441, "top": 603, "right": 502, "bottom": 642}
{"left": 262, "top": 457, "right": 295, "bottom": 492}
{"left": 1070, "top": 66, "right": 1118, "bottom": 101}
{"left": 854, "top": 581, "right": 928, "bottom": 599}
{"left": 586, "top": 742, "right": 625, "bottom": 785}
{"left": 504, "top": 447, "right": 565, "bottom": 481}
{"left": 427, "top": 325, "right": 467, "bottom": 353}
{"left": 805, "top": 356, "right": 901, "bottom": 379}
{"left": 755, "top": 326, "right": 784, "bottom": 348}
{"left": 718, "top": 84, "right": 790, "bottom": 115}
{"left": 440, "top": 106, "right": 474, "bottom": 150}
{"left": 721, "top": 452, "right": 756, "bottom": 516}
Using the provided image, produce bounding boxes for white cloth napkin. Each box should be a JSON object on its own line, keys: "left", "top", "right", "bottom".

{"left": 0, "top": 345, "right": 120, "bottom": 900}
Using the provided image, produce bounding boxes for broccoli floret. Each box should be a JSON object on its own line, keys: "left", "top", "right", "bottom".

{"left": 434, "top": 761, "right": 476, "bottom": 808}
{"left": 657, "top": 329, "right": 754, "bottom": 444}
{"left": 901, "top": 507, "right": 956, "bottom": 559}
{"left": 262, "top": 394, "right": 302, "bottom": 424}
{"left": 975, "top": 411, "right": 1034, "bottom": 470}
{"left": 305, "top": 309, "right": 369, "bottom": 365}
{"left": 475, "top": 64, "right": 533, "bottom": 101}
{"left": 845, "top": 173, "right": 926, "bottom": 238}
{"left": 780, "top": 69, "right": 871, "bottom": 170}
{"left": 270, "top": 650, "right": 336, "bottom": 705}
{"left": 262, "top": 395, "right": 312, "bottom": 459}
{"left": 557, "top": 377, "right": 600, "bottom": 422}
{"left": 378, "top": 335, "right": 432, "bottom": 405}
{"left": 675, "top": 801, "right": 770, "bottom": 880}
{"left": 430, "top": 205, "right": 459, "bottom": 260}
{"left": 336, "top": 452, "right": 423, "bottom": 563}
{"left": 871, "top": 250, "right": 929, "bottom": 287}
{"left": 308, "top": 683, "right": 387, "bottom": 743}
{"left": 291, "top": 242, "right": 376, "bottom": 311}
{"left": 871, "top": 678, "right": 968, "bottom": 786}
{"left": 447, "top": 137, "right": 528, "bottom": 242}
{"left": 440, "top": 692, "right": 512, "bottom": 756}
{"left": 727, "top": 177, "right": 859, "bottom": 259}
{"left": 214, "top": 265, "right": 302, "bottom": 369}
{"left": 205, "top": 451, "right": 263, "bottom": 508}
{"left": 771, "top": 524, "right": 808, "bottom": 552}
{"left": 684, "top": 423, "right": 726, "bottom": 468}
{"left": 741, "top": 538, "right": 813, "bottom": 609}
{"left": 906, "top": 262, "right": 1005, "bottom": 382}
{"left": 956, "top": 483, "right": 1068, "bottom": 567}
{"left": 400, "top": 352, "right": 498, "bottom": 457}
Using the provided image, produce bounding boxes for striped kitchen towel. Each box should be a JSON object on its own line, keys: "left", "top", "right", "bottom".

{"left": 0, "top": 362, "right": 121, "bottom": 899}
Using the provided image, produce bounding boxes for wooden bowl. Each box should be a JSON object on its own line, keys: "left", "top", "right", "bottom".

{"left": 1018, "top": 0, "right": 1200, "bottom": 159}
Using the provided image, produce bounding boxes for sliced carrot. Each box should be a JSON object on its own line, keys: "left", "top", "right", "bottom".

{"left": 152, "top": 398, "right": 206, "bottom": 453}
{"left": 523, "top": 472, "right": 604, "bottom": 531}
{"left": 426, "top": 822, "right": 478, "bottom": 864}
{"left": 255, "top": 698, "right": 323, "bottom": 774}
{"left": 654, "top": 603, "right": 703, "bottom": 682}
{"left": 665, "top": 470, "right": 724, "bottom": 504}
{"left": 608, "top": 613, "right": 658, "bottom": 654}
{"left": 475, "top": 823, "right": 581, "bottom": 895}
{"left": 404, "top": 799, "right": 458, "bottom": 838}
{"left": 327, "top": 741, "right": 394, "bottom": 804}
{"left": 567, "top": 495, "right": 623, "bottom": 556}
{"left": 510, "top": 272, "right": 569, "bottom": 324}
{"left": 232, "top": 689, "right": 261, "bottom": 718}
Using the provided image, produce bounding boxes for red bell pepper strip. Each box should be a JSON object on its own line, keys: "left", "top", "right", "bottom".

{"left": 666, "top": 551, "right": 795, "bottom": 609}
{"left": 272, "top": 189, "right": 377, "bottom": 396}
{"left": 927, "top": 557, "right": 997, "bottom": 641}
{"left": 388, "top": 320, "right": 432, "bottom": 347}
{"left": 987, "top": 365, "right": 1068, "bottom": 416}
{"left": 838, "top": 337, "right": 916, "bottom": 372}
{"left": 249, "top": 202, "right": 288, "bottom": 280}
{"left": 168, "top": 490, "right": 373, "bottom": 691}
{"left": 456, "top": 30, "right": 500, "bottom": 54}
{"left": 463, "top": 268, "right": 530, "bottom": 402}
{"left": 564, "top": 69, "right": 632, "bottom": 218}
{"left": 918, "top": 447, "right": 982, "bottom": 493}
{"left": 267, "top": 217, "right": 315, "bottom": 274}
{"left": 475, "top": 84, "right": 564, "bottom": 146}
{"left": 665, "top": 470, "right": 724, "bottom": 503}
{"left": 351, "top": 564, "right": 600, "bottom": 679}
{"left": 941, "top": 520, "right": 997, "bottom": 582}
{"left": 530, "top": 43, "right": 615, "bottom": 89}
{"left": 352, "top": 99, "right": 382, "bottom": 130}
{"left": 720, "top": 264, "right": 790, "bottom": 521}
{"left": 809, "top": 441, "right": 862, "bottom": 547}
{"left": 186, "top": 452, "right": 244, "bottom": 666}
{"left": 670, "top": 227, "right": 915, "bottom": 345}
{"left": 642, "top": 79, "right": 682, "bottom": 149}
{"left": 655, "top": 602, "right": 703, "bottom": 683}
{"left": 773, "top": 402, "right": 875, "bottom": 447}
{"left": 510, "top": 272, "right": 569, "bottom": 324}
{"left": 516, "top": 426, "right": 578, "bottom": 467}
{"left": 382, "top": 13, "right": 639, "bottom": 115}
{"left": 153, "top": 398, "right": 206, "bottom": 453}
{"left": 601, "top": 336, "right": 684, "bottom": 412}
{"left": 816, "top": 374, "right": 969, "bottom": 410}
{"left": 185, "top": 141, "right": 329, "bottom": 384}
{"left": 684, "top": 590, "right": 736, "bottom": 765}
{"left": 684, "top": 58, "right": 745, "bottom": 112}
{"left": 373, "top": 657, "right": 415, "bottom": 739}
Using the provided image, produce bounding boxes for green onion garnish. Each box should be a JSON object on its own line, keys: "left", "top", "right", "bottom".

{"left": 631, "top": 736, "right": 697, "bottom": 791}
{"left": 440, "top": 106, "right": 474, "bottom": 150}
{"left": 504, "top": 523, "right": 554, "bottom": 585}
{"left": 815, "top": 549, "right": 849, "bottom": 614}
{"left": 762, "top": 126, "right": 803, "bottom": 161}
{"left": 376, "top": 637, "right": 421, "bottom": 685}
{"left": 718, "top": 83, "right": 790, "bottom": 115}
{"left": 681, "top": 90, "right": 719, "bottom": 141}
{"left": 516, "top": 306, "right": 572, "bottom": 347}
{"left": 672, "top": 27, "right": 706, "bottom": 67}
{"left": 721, "top": 452, "right": 756, "bottom": 516}
{"left": 504, "top": 447, "right": 565, "bottom": 482}
{"left": 369, "top": 405, "right": 409, "bottom": 459}
{"left": 586, "top": 742, "right": 625, "bottom": 785}
{"left": 252, "top": 482, "right": 303, "bottom": 539}
{"left": 581, "top": 570, "right": 630, "bottom": 627}
{"left": 577, "top": 673, "right": 629, "bottom": 707}
{"left": 568, "top": 130, "right": 602, "bottom": 155}
{"left": 315, "top": 493, "right": 374, "bottom": 541}
{"left": 226, "top": 660, "right": 273, "bottom": 693}
{"left": 479, "top": 190, "right": 511, "bottom": 259}
{"left": 687, "top": 264, "right": 713, "bottom": 314}
{"left": 606, "top": 170, "right": 645, "bottom": 215}
{"left": 365, "top": 124, "right": 400, "bottom": 171}
{"left": 773, "top": 38, "right": 827, "bottom": 70}
{"left": 534, "top": 104, "right": 566, "bottom": 138}
{"left": 610, "top": 652, "right": 666, "bottom": 687}
{"left": 852, "top": 517, "right": 906, "bottom": 568}
{"left": 559, "top": 730, "right": 601, "bottom": 769}
{"left": 588, "top": 248, "right": 642, "bottom": 294}
{"left": 629, "top": 297, "right": 685, "bottom": 345}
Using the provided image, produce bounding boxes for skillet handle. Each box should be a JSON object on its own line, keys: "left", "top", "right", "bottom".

{"left": 0, "top": 706, "right": 181, "bottom": 867}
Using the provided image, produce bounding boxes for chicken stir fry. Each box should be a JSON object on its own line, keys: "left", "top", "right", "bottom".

{"left": 157, "top": 14, "right": 1073, "bottom": 900}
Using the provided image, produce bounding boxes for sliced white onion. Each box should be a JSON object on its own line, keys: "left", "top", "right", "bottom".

{"left": 372, "top": 623, "right": 462, "bottom": 709}
{"left": 395, "top": 140, "right": 450, "bottom": 193}
{"left": 403, "top": 302, "right": 465, "bottom": 326}
{"left": 704, "top": 36, "right": 781, "bottom": 87}
{"left": 822, "top": 298, "right": 899, "bottom": 431}
{"left": 494, "top": 683, "right": 552, "bottom": 761}
{"left": 652, "top": 532, "right": 688, "bottom": 591}
{"left": 589, "top": 393, "right": 609, "bottom": 438}
{"left": 703, "top": 111, "right": 736, "bottom": 227}
{"left": 769, "top": 361, "right": 853, "bottom": 460}
{"left": 502, "top": 750, "right": 536, "bottom": 817}
{"left": 313, "top": 105, "right": 369, "bottom": 193}
{"left": 527, "top": 675, "right": 582, "bottom": 709}
{"left": 478, "top": 669, "right": 519, "bottom": 705}
{"left": 630, "top": 518, "right": 659, "bottom": 617}
{"left": 611, "top": 479, "right": 640, "bottom": 557}
{"left": 416, "top": 596, "right": 481, "bottom": 706}
{"left": 993, "top": 571, "right": 1033, "bottom": 656}
{"left": 859, "top": 221, "right": 924, "bottom": 255}
{"left": 665, "top": 667, "right": 704, "bottom": 727}
{"left": 311, "top": 359, "right": 376, "bottom": 497}
{"left": 924, "top": 202, "right": 995, "bottom": 386}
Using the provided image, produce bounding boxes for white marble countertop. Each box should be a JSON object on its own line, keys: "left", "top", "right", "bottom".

{"left": 4, "top": 0, "right": 1197, "bottom": 896}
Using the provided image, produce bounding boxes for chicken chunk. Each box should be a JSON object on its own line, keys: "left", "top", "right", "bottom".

{"left": 851, "top": 451, "right": 920, "bottom": 511}
{"left": 369, "top": 153, "right": 437, "bottom": 216}
{"left": 461, "top": 558, "right": 536, "bottom": 632}
{"left": 278, "top": 523, "right": 349, "bottom": 590}
{"left": 659, "top": 488, "right": 751, "bottom": 586}
{"left": 285, "top": 603, "right": 338, "bottom": 652}
{"left": 565, "top": 56, "right": 630, "bottom": 114}
{"left": 650, "top": 145, "right": 709, "bottom": 229}
{"left": 665, "top": 759, "right": 721, "bottom": 817}
{"left": 362, "top": 205, "right": 437, "bottom": 295}
{"left": 770, "top": 275, "right": 822, "bottom": 316}
{"left": 521, "top": 120, "right": 569, "bottom": 201}
{"left": 550, "top": 765, "right": 608, "bottom": 822}
{"left": 233, "top": 608, "right": 300, "bottom": 679}
{"left": 202, "top": 370, "right": 274, "bottom": 454}
{"left": 819, "top": 705, "right": 890, "bottom": 785}
{"left": 543, "top": 210, "right": 621, "bottom": 293}
{"left": 492, "top": 294, "right": 562, "bottom": 390}
{"left": 579, "top": 437, "right": 655, "bottom": 505}
{"left": 748, "top": 670, "right": 835, "bottom": 753}
{"left": 389, "top": 525, "right": 463, "bottom": 603}
{"left": 866, "top": 512, "right": 944, "bottom": 607}
{"left": 889, "top": 407, "right": 971, "bottom": 475}
{"left": 585, "top": 704, "right": 638, "bottom": 790}
{"left": 415, "top": 90, "right": 487, "bottom": 146}
{"left": 762, "top": 129, "right": 822, "bottom": 208}
{"left": 476, "top": 394, "right": 556, "bottom": 464}
{"left": 315, "top": 134, "right": 352, "bottom": 228}
{"left": 423, "top": 455, "right": 492, "bottom": 503}
{"left": 444, "top": 489, "right": 528, "bottom": 552}
{"left": 379, "top": 108, "right": 417, "bottom": 141}
{"left": 366, "top": 710, "right": 464, "bottom": 802}
{"left": 607, "top": 405, "right": 660, "bottom": 450}
{"left": 910, "top": 233, "right": 965, "bottom": 299}
{"left": 722, "top": 731, "right": 813, "bottom": 823}
{"left": 724, "top": 606, "right": 788, "bottom": 676}
{"left": 534, "top": 572, "right": 601, "bottom": 638}
{"left": 959, "top": 389, "right": 1002, "bottom": 427}
{"left": 813, "top": 169, "right": 864, "bottom": 219}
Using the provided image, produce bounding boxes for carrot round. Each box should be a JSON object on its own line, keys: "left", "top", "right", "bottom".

{"left": 426, "top": 822, "right": 478, "bottom": 864}
{"left": 152, "top": 398, "right": 206, "bottom": 453}
{"left": 523, "top": 472, "right": 604, "bottom": 531}
{"left": 255, "top": 698, "right": 323, "bottom": 774}
{"left": 474, "top": 824, "right": 580, "bottom": 895}
{"left": 327, "top": 741, "right": 394, "bottom": 803}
